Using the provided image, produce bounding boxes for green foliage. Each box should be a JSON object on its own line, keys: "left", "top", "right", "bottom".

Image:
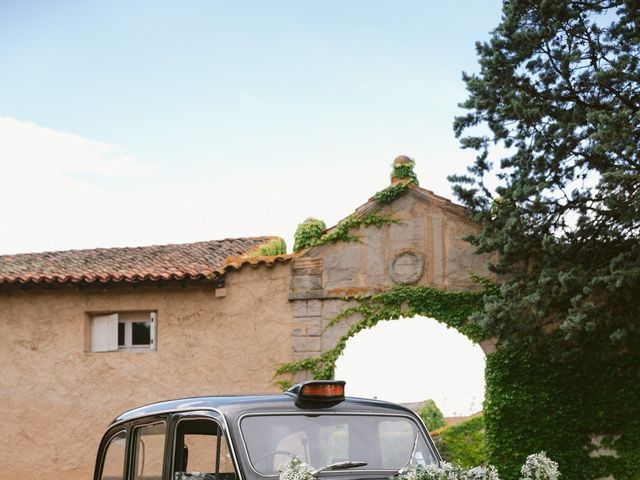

{"left": 372, "top": 157, "right": 420, "bottom": 205}
{"left": 275, "top": 380, "right": 293, "bottom": 391}
{"left": 450, "top": 4, "right": 640, "bottom": 477}
{"left": 293, "top": 211, "right": 399, "bottom": 253}
{"left": 433, "top": 415, "right": 486, "bottom": 469}
{"left": 418, "top": 399, "right": 445, "bottom": 431}
{"left": 419, "top": 399, "right": 446, "bottom": 431}
{"left": 450, "top": 0, "right": 640, "bottom": 364}
{"left": 391, "top": 158, "right": 419, "bottom": 185}
{"left": 318, "top": 210, "right": 399, "bottom": 245}
{"left": 275, "top": 277, "right": 640, "bottom": 479}
{"left": 252, "top": 237, "right": 287, "bottom": 256}
{"left": 484, "top": 345, "right": 640, "bottom": 480}
{"left": 275, "top": 284, "right": 486, "bottom": 382}
{"left": 293, "top": 218, "right": 327, "bottom": 252}
{"left": 293, "top": 160, "right": 417, "bottom": 253}
{"left": 373, "top": 182, "right": 413, "bottom": 205}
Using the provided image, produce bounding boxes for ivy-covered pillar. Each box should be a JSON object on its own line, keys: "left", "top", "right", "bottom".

{"left": 485, "top": 344, "right": 640, "bottom": 480}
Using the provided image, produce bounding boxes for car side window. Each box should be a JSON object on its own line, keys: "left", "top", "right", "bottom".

{"left": 174, "top": 418, "right": 237, "bottom": 480}
{"left": 378, "top": 419, "right": 434, "bottom": 468}
{"left": 133, "top": 422, "right": 167, "bottom": 480}
{"left": 100, "top": 430, "right": 126, "bottom": 480}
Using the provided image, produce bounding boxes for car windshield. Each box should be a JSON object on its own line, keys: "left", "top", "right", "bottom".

{"left": 240, "top": 414, "right": 436, "bottom": 475}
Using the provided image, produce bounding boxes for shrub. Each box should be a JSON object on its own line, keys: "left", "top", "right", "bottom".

{"left": 419, "top": 399, "right": 446, "bottom": 431}
{"left": 432, "top": 415, "right": 486, "bottom": 468}
{"left": 293, "top": 218, "right": 326, "bottom": 252}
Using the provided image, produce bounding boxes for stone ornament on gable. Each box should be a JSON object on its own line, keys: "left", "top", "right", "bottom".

{"left": 389, "top": 250, "right": 425, "bottom": 285}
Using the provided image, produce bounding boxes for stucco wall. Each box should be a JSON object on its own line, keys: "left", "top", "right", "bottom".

{"left": 0, "top": 183, "right": 491, "bottom": 479}
{"left": 0, "top": 263, "right": 292, "bottom": 480}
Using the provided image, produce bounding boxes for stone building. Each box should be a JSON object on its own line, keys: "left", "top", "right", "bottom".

{"left": 0, "top": 158, "right": 489, "bottom": 480}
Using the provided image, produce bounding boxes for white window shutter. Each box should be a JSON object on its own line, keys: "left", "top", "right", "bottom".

{"left": 106, "top": 314, "right": 119, "bottom": 351}
{"left": 92, "top": 314, "right": 119, "bottom": 352}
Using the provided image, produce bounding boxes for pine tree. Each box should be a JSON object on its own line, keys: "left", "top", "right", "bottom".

{"left": 450, "top": 0, "right": 640, "bottom": 363}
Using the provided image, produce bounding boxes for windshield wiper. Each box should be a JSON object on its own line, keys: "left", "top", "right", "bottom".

{"left": 396, "top": 432, "right": 419, "bottom": 475}
{"left": 312, "top": 461, "right": 368, "bottom": 476}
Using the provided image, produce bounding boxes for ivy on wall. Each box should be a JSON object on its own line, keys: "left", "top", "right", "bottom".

{"left": 280, "top": 157, "right": 640, "bottom": 479}
{"left": 277, "top": 284, "right": 640, "bottom": 479}
{"left": 292, "top": 157, "right": 420, "bottom": 253}
{"left": 373, "top": 158, "right": 419, "bottom": 205}
{"left": 390, "top": 158, "right": 419, "bottom": 185}
{"left": 292, "top": 218, "right": 327, "bottom": 253}
{"left": 275, "top": 284, "right": 487, "bottom": 381}
{"left": 485, "top": 344, "right": 640, "bottom": 480}
{"left": 431, "top": 414, "right": 486, "bottom": 468}
{"left": 292, "top": 209, "right": 399, "bottom": 253}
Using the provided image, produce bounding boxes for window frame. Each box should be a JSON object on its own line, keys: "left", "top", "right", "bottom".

{"left": 170, "top": 412, "right": 240, "bottom": 480}
{"left": 117, "top": 312, "right": 157, "bottom": 351}
{"left": 130, "top": 419, "right": 168, "bottom": 480}
{"left": 96, "top": 428, "right": 128, "bottom": 480}
{"left": 88, "top": 311, "right": 157, "bottom": 353}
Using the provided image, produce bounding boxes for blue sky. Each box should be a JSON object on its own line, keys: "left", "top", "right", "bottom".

{"left": 1, "top": 1, "right": 504, "bottom": 256}
{"left": 1, "top": 0, "right": 502, "bottom": 410}
{"left": 2, "top": 1, "right": 500, "bottom": 165}
{"left": 0, "top": 0, "right": 500, "bottom": 253}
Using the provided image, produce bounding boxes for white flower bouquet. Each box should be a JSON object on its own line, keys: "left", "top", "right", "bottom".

{"left": 520, "top": 452, "right": 560, "bottom": 480}
{"left": 392, "top": 451, "right": 558, "bottom": 480}
{"left": 279, "top": 456, "right": 315, "bottom": 480}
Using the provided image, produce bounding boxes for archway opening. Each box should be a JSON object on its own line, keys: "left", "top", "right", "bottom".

{"left": 334, "top": 316, "right": 485, "bottom": 417}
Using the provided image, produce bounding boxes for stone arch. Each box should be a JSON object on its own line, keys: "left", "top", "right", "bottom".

{"left": 282, "top": 157, "right": 496, "bottom": 383}
{"left": 333, "top": 314, "right": 486, "bottom": 409}
{"left": 275, "top": 157, "right": 638, "bottom": 480}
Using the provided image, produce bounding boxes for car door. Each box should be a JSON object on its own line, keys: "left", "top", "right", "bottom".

{"left": 130, "top": 417, "right": 169, "bottom": 480}
{"left": 171, "top": 411, "right": 240, "bottom": 480}
{"left": 95, "top": 427, "right": 128, "bottom": 480}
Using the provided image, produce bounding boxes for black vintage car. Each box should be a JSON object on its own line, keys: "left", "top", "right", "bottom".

{"left": 94, "top": 381, "right": 441, "bottom": 480}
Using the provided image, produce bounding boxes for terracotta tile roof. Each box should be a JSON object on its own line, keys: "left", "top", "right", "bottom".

{"left": 0, "top": 237, "right": 285, "bottom": 286}
{"left": 221, "top": 253, "right": 294, "bottom": 273}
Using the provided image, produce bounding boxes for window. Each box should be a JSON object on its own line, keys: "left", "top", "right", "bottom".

{"left": 240, "top": 414, "right": 436, "bottom": 475}
{"left": 174, "top": 418, "right": 237, "bottom": 480}
{"left": 90, "top": 311, "right": 157, "bottom": 352}
{"left": 100, "top": 430, "right": 126, "bottom": 480}
{"left": 378, "top": 418, "right": 431, "bottom": 468}
{"left": 133, "top": 422, "right": 167, "bottom": 480}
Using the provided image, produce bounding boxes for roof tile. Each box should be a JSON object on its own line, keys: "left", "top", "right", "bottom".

{"left": 0, "top": 237, "right": 284, "bottom": 286}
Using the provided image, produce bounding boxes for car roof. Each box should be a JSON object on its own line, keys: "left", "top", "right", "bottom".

{"left": 112, "top": 393, "right": 416, "bottom": 426}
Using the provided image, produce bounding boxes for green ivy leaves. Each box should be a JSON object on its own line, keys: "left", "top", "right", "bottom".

{"left": 293, "top": 218, "right": 327, "bottom": 253}
{"left": 292, "top": 210, "right": 399, "bottom": 253}
{"left": 275, "top": 284, "right": 487, "bottom": 381}
{"left": 293, "top": 159, "right": 420, "bottom": 253}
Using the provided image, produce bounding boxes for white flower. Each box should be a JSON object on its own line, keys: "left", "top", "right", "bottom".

{"left": 464, "top": 465, "right": 500, "bottom": 480}
{"left": 520, "top": 452, "right": 560, "bottom": 480}
{"left": 395, "top": 460, "right": 502, "bottom": 480}
{"left": 278, "top": 456, "right": 315, "bottom": 480}
{"left": 399, "top": 462, "right": 467, "bottom": 480}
